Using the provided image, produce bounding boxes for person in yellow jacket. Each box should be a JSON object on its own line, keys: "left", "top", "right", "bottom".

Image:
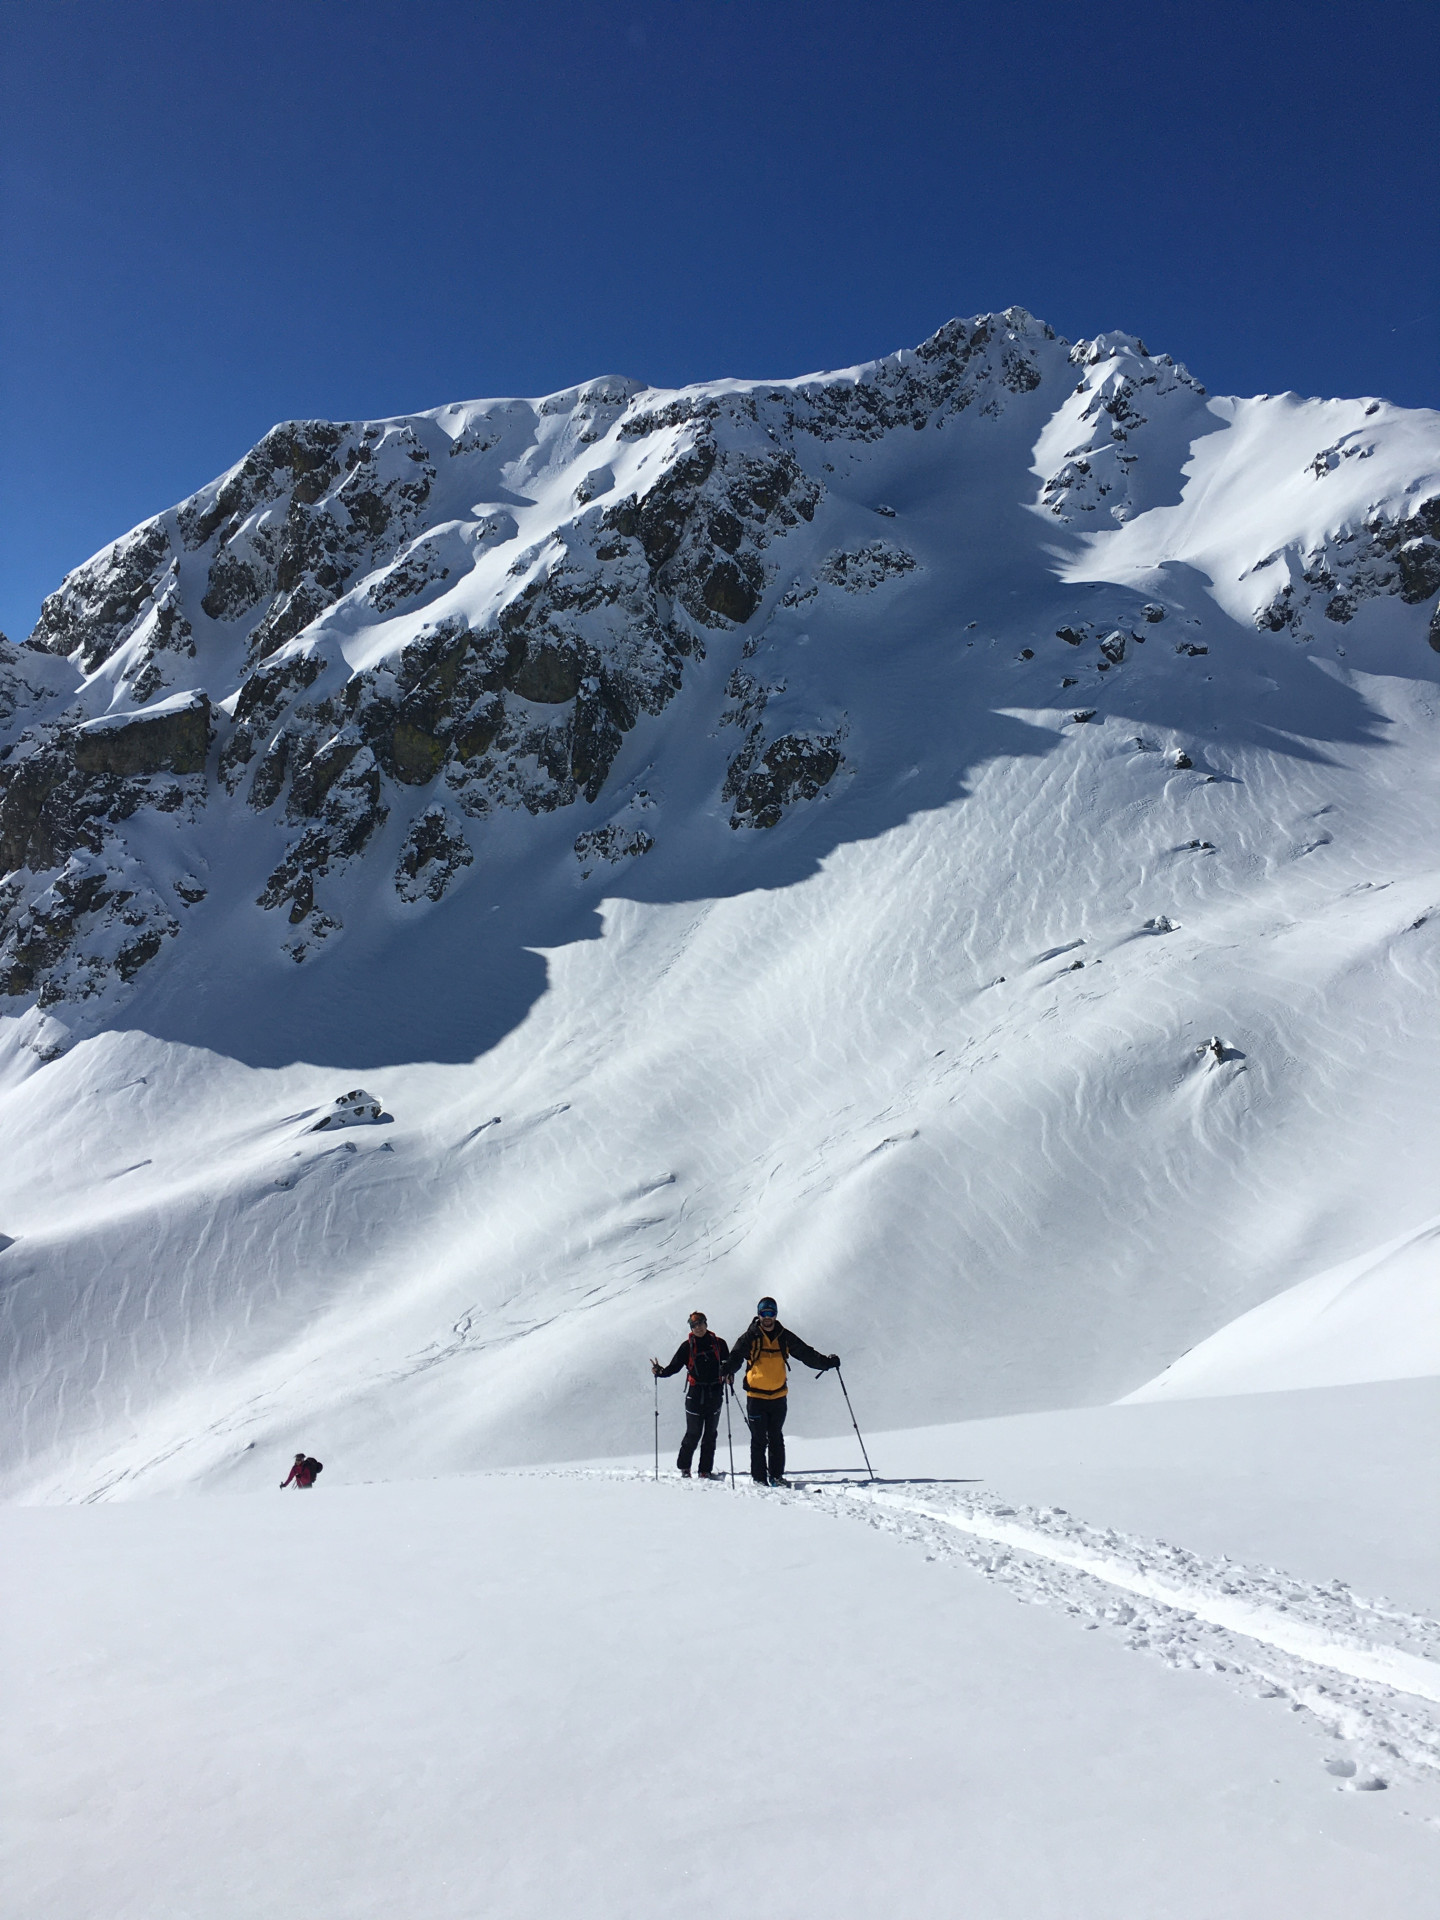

{"left": 725, "top": 1296, "right": 839, "bottom": 1486}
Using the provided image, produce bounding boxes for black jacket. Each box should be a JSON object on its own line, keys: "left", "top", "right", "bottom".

{"left": 725, "top": 1318, "right": 834, "bottom": 1386}
{"left": 656, "top": 1330, "right": 730, "bottom": 1387}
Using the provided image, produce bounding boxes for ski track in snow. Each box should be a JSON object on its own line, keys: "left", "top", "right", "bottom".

{"left": 579, "top": 1468, "right": 1440, "bottom": 1793}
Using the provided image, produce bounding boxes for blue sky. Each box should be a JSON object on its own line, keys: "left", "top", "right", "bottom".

{"left": 2, "top": 0, "right": 1436, "bottom": 642}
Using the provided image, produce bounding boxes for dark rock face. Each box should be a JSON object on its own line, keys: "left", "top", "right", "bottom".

{"left": 572, "top": 818, "right": 654, "bottom": 877}
{"left": 72, "top": 696, "right": 210, "bottom": 778}
{"left": 783, "top": 540, "right": 916, "bottom": 604}
{"left": 600, "top": 440, "right": 816, "bottom": 644}
{"left": 1397, "top": 537, "right": 1440, "bottom": 605}
{"left": 1039, "top": 336, "right": 1207, "bottom": 526}
{"left": 246, "top": 730, "right": 292, "bottom": 810}
{"left": 202, "top": 548, "right": 268, "bottom": 622}
{"left": 29, "top": 521, "right": 174, "bottom": 671}
{"left": 395, "top": 804, "right": 474, "bottom": 904}
{"left": 509, "top": 640, "right": 584, "bottom": 704}
{"left": 177, "top": 418, "right": 437, "bottom": 668}
{"left": 725, "top": 730, "right": 843, "bottom": 830}
{"left": 701, "top": 560, "right": 760, "bottom": 624}
{"left": 0, "top": 699, "right": 208, "bottom": 877}
{"left": 389, "top": 720, "right": 446, "bottom": 784}
{"left": 0, "top": 695, "right": 201, "bottom": 998}
{"left": 254, "top": 734, "right": 388, "bottom": 948}
{"left": 0, "top": 753, "right": 72, "bottom": 878}
{"left": 124, "top": 591, "right": 196, "bottom": 703}
{"left": 0, "top": 832, "right": 181, "bottom": 1005}
{"left": 365, "top": 544, "right": 451, "bottom": 616}
{"left": 6, "top": 317, "right": 1056, "bottom": 992}
{"left": 1258, "top": 495, "right": 1440, "bottom": 633}
{"left": 776, "top": 308, "right": 1053, "bottom": 443}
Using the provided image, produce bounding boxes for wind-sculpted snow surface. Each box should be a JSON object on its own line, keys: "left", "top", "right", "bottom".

{"left": 2, "top": 311, "right": 1440, "bottom": 1497}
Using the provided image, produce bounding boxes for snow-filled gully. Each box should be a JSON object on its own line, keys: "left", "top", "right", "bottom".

{"left": 755, "top": 1479, "right": 1440, "bottom": 1788}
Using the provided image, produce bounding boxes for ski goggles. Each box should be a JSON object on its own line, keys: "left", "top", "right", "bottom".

{"left": 756, "top": 1299, "right": 778, "bottom": 1316}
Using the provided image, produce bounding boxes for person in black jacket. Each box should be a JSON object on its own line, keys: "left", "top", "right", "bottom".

{"left": 725, "top": 1296, "right": 838, "bottom": 1486}
{"left": 651, "top": 1312, "right": 731, "bottom": 1478}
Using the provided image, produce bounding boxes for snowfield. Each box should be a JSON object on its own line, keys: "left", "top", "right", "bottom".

{"left": 3, "top": 313, "right": 1439, "bottom": 1910}
{"left": 6, "top": 1386, "right": 1440, "bottom": 1920}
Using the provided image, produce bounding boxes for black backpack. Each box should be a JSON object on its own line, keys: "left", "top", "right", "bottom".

{"left": 686, "top": 1332, "right": 724, "bottom": 1387}
{"left": 305, "top": 1457, "right": 323, "bottom": 1477}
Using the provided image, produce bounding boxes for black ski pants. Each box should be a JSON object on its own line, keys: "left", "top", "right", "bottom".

{"left": 678, "top": 1383, "right": 722, "bottom": 1474}
{"left": 746, "top": 1395, "right": 787, "bottom": 1483}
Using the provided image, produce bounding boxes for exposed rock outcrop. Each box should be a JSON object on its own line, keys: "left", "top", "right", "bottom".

{"left": 725, "top": 729, "right": 844, "bottom": 830}
{"left": 1260, "top": 494, "right": 1440, "bottom": 632}
{"left": 395, "top": 804, "right": 474, "bottom": 904}
{"left": 72, "top": 693, "right": 210, "bottom": 777}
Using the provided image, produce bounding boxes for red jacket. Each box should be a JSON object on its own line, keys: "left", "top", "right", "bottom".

{"left": 282, "top": 1458, "right": 318, "bottom": 1488}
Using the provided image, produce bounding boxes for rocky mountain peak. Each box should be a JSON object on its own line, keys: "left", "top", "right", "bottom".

{"left": 3, "top": 314, "right": 1438, "bottom": 1028}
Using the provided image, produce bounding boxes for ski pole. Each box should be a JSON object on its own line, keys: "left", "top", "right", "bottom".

{"left": 834, "top": 1366, "right": 876, "bottom": 1482}
{"left": 723, "top": 1381, "right": 736, "bottom": 1488}
{"left": 653, "top": 1369, "right": 660, "bottom": 1482}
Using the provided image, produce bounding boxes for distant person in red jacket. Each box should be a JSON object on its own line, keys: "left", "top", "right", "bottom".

{"left": 280, "top": 1453, "right": 323, "bottom": 1488}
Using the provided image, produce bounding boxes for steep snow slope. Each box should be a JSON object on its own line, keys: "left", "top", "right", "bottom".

{"left": 1127, "top": 1214, "right": 1440, "bottom": 1400}
{"left": 2, "top": 313, "right": 1439, "bottom": 1500}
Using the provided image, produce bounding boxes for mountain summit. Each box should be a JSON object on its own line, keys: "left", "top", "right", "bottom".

{"left": 1, "top": 313, "right": 1438, "bottom": 1498}
{"left": 6, "top": 309, "right": 1436, "bottom": 1018}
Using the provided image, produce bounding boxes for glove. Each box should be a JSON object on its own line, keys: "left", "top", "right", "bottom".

{"left": 827, "top": 1355, "right": 841, "bottom": 1370}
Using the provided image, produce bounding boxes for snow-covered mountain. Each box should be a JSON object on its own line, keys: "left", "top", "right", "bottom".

{"left": 3, "top": 309, "right": 1438, "bottom": 1501}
